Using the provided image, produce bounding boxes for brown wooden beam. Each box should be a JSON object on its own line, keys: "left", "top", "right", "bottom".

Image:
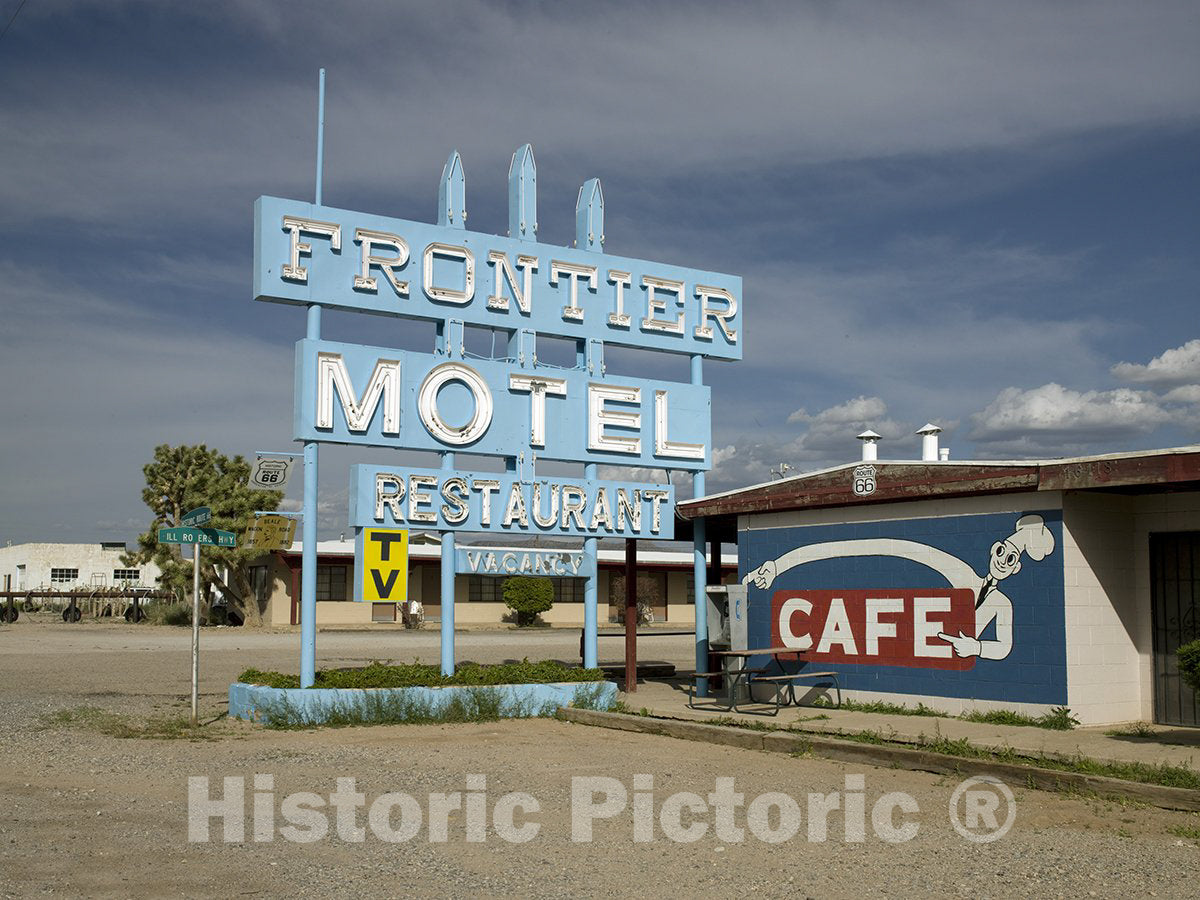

{"left": 624, "top": 538, "right": 637, "bottom": 693}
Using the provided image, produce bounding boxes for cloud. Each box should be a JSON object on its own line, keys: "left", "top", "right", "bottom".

{"left": 3, "top": 0, "right": 1198, "bottom": 234}
{"left": 1163, "top": 384, "right": 1200, "bottom": 405}
{"left": 967, "top": 383, "right": 1175, "bottom": 455}
{"left": 788, "top": 395, "right": 887, "bottom": 425}
{"left": 1112, "top": 339, "right": 1200, "bottom": 387}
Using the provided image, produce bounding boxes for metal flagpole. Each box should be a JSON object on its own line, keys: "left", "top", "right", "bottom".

{"left": 692, "top": 353, "right": 709, "bottom": 698}
{"left": 300, "top": 68, "right": 325, "bottom": 688}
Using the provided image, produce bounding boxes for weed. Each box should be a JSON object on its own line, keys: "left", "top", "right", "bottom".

{"left": 1169, "top": 823, "right": 1200, "bottom": 841}
{"left": 1037, "top": 706, "right": 1081, "bottom": 730}
{"left": 813, "top": 697, "right": 949, "bottom": 718}
{"left": 699, "top": 714, "right": 1200, "bottom": 791}
{"left": 261, "top": 686, "right": 565, "bottom": 729}
{"left": 42, "top": 705, "right": 219, "bottom": 741}
{"left": 1106, "top": 722, "right": 1158, "bottom": 738}
{"left": 145, "top": 601, "right": 192, "bottom": 627}
{"left": 812, "top": 695, "right": 1078, "bottom": 731}
{"left": 709, "top": 716, "right": 775, "bottom": 732}
{"left": 565, "top": 683, "right": 615, "bottom": 711}
{"left": 959, "top": 705, "right": 1078, "bottom": 730}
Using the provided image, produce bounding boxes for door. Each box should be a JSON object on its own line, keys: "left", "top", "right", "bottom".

{"left": 1151, "top": 532, "right": 1200, "bottom": 726}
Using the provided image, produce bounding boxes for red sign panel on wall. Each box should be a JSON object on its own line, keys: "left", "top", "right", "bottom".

{"left": 771, "top": 589, "right": 977, "bottom": 671}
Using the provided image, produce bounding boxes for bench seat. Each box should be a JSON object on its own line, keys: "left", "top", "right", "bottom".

{"left": 749, "top": 671, "right": 841, "bottom": 708}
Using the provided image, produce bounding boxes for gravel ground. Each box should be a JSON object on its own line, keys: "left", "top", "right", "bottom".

{"left": 2, "top": 620, "right": 1200, "bottom": 898}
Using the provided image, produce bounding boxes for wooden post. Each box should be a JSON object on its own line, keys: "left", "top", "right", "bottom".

{"left": 624, "top": 538, "right": 637, "bottom": 693}
{"left": 709, "top": 539, "right": 721, "bottom": 591}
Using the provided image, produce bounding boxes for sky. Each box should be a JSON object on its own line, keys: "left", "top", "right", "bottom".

{"left": 1, "top": 0, "right": 1197, "bottom": 546}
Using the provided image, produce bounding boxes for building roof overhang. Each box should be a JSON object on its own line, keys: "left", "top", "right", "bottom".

{"left": 678, "top": 446, "right": 1200, "bottom": 523}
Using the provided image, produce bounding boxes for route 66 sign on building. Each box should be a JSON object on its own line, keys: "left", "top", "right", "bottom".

{"left": 852, "top": 464, "right": 877, "bottom": 497}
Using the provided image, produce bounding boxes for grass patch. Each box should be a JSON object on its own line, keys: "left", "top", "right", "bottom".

{"left": 609, "top": 701, "right": 653, "bottom": 717}
{"left": 43, "top": 705, "right": 219, "bottom": 741}
{"left": 816, "top": 698, "right": 949, "bottom": 718}
{"left": 828, "top": 729, "right": 1200, "bottom": 790}
{"left": 810, "top": 696, "right": 1078, "bottom": 730}
{"left": 564, "top": 683, "right": 617, "bottom": 711}
{"left": 1169, "top": 822, "right": 1200, "bottom": 840}
{"left": 239, "top": 659, "right": 602, "bottom": 690}
{"left": 261, "top": 682, "right": 612, "bottom": 729}
{"left": 960, "top": 705, "right": 1079, "bottom": 730}
{"left": 675, "top": 713, "right": 1200, "bottom": 791}
{"left": 709, "top": 716, "right": 778, "bottom": 732}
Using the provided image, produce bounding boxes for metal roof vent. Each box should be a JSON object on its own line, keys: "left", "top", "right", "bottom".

{"left": 857, "top": 429, "right": 882, "bottom": 462}
{"left": 916, "top": 423, "right": 942, "bottom": 462}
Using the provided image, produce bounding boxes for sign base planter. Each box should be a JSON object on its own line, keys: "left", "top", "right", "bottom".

{"left": 229, "top": 681, "right": 617, "bottom": 726}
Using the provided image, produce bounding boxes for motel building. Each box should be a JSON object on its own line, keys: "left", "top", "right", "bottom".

{"left": 677, "top": 433, "right": 1200, "bottom": 728}
{"left": 248, "top": 534, "right": 736, "bottom": 629}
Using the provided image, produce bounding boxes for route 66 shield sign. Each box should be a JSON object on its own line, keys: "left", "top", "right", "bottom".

{"left": 249, "top": 456, "right": 294, "bottom": 490}
{"left": 852, "top": 464, "right": 876, "bottom": 497}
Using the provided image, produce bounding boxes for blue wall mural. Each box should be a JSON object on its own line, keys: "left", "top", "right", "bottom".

{"left": 739, "top": 509, "right": 1067, "bottom": 705}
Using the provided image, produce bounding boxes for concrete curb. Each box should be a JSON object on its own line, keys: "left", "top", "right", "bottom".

{"left": 557, "top": 708, "right": 1200, "bottom": 812}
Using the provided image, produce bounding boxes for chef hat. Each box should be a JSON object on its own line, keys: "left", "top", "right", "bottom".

{"left": 1009, "top": 514, "right": 1055, "bottom": 561}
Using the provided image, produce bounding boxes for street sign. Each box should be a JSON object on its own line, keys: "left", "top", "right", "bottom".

{"left": 181, "top": 507, "right": 211, "bottom": 527}
{"left": 249, "top": 455, "right": 295, "bottom": 489}
{"left": 357, "top": 528, "right": 408, "bottom": 603}
{"left": 244, "top": 514, "right": 297, "bottom": 550}
{"left": 158, "top": 526, "right": 236, "bottom": 548}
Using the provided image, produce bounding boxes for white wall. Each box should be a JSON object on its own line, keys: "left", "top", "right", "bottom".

{"left": 0, "top": 542, "right": 163, "bottom": 591}
{"left": 1061, "top": 493, "right": 1141, "bottom": 724}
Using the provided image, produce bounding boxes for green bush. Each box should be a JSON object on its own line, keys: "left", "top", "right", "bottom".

{"left": 238, "top": 658, "right": 603, "bottom": 690}
{"left": 1179, "top": 640, "right": 1200, "bottom": 693}
{"left": 503, "top": 576, "right": 554, "bottom": 627}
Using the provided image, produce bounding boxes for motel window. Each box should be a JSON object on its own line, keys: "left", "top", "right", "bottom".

{"left": 113, "top": 569, "right": 140, "bottom": 582}
{"left": 50, "top": 568, "right": 79, "bottom": 584}
{"left": 468, "top": 576, "right": 505, "bottom": 603}
{"left": 316, "top": 565, "right": 348, "bottom": 601}
{"left": 468, "top": 576, "right": 583, "bottom": 603}
{"left": 552, "top": 577, "right": 584, "bottom": 603}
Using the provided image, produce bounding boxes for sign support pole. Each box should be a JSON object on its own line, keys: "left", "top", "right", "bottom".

{"left": 583, "top": 464, "right": 599, "bottom": 669}
{"left": 691, "top": 353, "right": 709, "bottom": 698}
{"left": 191, "top": 543, "right": 200, "bottom": 726}
{"left": 300, "top": 68, "right": 326, "bottom": 689}
{"left": 440, "top": 451, "right": 456, "bottom": 675}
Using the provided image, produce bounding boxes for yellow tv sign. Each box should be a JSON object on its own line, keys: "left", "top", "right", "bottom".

{"left": 357, "top": 528, "right": 409, "bottom": 603}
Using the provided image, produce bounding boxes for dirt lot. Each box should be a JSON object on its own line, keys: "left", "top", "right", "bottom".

{"left": 2, "top": 620, "right": 1200, "bottom": 898}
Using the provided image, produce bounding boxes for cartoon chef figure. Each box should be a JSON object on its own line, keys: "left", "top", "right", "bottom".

{"left": 745, "top": 514, "right": 1055, "bottom": 661}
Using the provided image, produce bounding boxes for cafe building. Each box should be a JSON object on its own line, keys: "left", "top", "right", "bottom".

{"left": 678, "top": 437, "right": 1200, "bottom": 727}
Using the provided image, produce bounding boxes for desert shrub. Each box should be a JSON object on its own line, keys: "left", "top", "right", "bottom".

{"left": 146, "top": 601, "right": 192, "bottom": 626}
{"left": 503, "top": 576, "right": 554, "bottom": 627}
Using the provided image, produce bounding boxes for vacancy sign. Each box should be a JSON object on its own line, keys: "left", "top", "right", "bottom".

{"left": 357, "top": 528, "right": 409, "bottom": 603}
